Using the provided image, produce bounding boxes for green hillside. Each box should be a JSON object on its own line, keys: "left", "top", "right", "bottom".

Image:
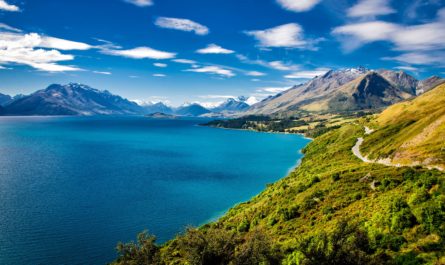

{"left": 361, "top": 83, "right": 445, "bottom": 170}
{"left": 112, "top": 86, "right": 445, "bottom": 265}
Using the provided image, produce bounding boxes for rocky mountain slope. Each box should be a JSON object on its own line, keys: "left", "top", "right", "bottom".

{"left": 2, "top": 83, "right": 144, "bottom": 116}
{"left": 248, "top": 67, "right": 370, "bottom": 115}
{"left": 299, "top": 72, "right": 413, "bottom": 112}
{"left": 417, "top": 76, "right": 445, "bottom": 94}
{"left": 247, "top": 68, "right": 442, "bottom": 116}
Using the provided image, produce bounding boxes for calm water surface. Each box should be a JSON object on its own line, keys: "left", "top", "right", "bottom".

{"left": 0, "top": 116, "right": 310, "bottom": 265}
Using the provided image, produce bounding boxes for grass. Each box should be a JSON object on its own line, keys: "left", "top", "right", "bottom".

{"left": 361, "top": 83, "right": 445, "bottom": 169}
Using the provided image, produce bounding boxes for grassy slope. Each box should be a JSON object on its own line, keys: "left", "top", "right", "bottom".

{"left": 361, "top": 83, "right": 445, "bottom": 169}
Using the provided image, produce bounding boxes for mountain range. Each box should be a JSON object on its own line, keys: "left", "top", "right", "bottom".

{"left": 1, "top": 83, "right": 145, "bottom": 116}
{"left": 1, "top": 68, "right": 443, "bottom": 117}
{"left": 0, "top": 83, "right": 254, "bottom": 117}
{"left": 247, "top": 67, "right": 444, "bottom": 116}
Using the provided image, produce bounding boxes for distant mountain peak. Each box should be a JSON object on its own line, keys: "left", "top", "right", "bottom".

{"left": 2, "top": 83, "right": 144, "bottom": 116}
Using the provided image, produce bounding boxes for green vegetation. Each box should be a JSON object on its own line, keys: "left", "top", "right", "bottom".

{"left": 203, "top": 112, "right": 370, "bottom": 137}
{"left": 112, "top": 123, "right": 445, "bottom": 265}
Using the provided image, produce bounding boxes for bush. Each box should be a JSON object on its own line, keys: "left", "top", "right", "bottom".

{"left": 177, "top": 228, "right": 236, "bottom": 265}
{"left": 292, "top": 221, "right": 380, "bottom": 265}
{"left": 114, "top": 231, "right": 160, "bottom": 265}
{"left": 331, "top": 173, "right": 341, "bottom": 182}
{"left": 238, "top": 218, "right": 250, "bottom": 232}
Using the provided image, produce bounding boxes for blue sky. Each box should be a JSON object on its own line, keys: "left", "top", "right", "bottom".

{"left": 0, "top": 0, "right": 444, "bottom": 106}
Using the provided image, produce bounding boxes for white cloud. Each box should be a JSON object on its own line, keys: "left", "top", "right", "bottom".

{"left": 102, "top": 46, "right": 176, "bottom": 59}
{"left": 93, "top": 71, "right": 111, "bottom": 75}
{"left": 236, "top": 54, "right": 300, "bottom": 71}
{"left": 268, "top": 60, "right": 299, "bottom": 71}
{"left": 0, "top": 23, "right": 21, "bottom": 32}
{"left": 276, "top": 0, "right": 321, "bottom": 12}
{"left": 30, "top": 63, "right": 83, "bottom": 72}
{"left": 251, "top": 78, "right": 261, "bottom": 82}
{"left": 196, "top": 44, "right": 234, "bottom": 54}
{"left": 172, "top": 58, "right": 197, "bottom": 64}
{"left": 194, "top": 101, "right": 223, "bottom": 109}
{"left": 284, "top": 68, "right": 330, "bottom": 79}
{"left": 246, "top": 23, "right": 310, "bottom": 49}
{"left": 333, "top": 8, "right": 445, "bottom": 54}
{"left": 0, "top": 0, "right": 19, "bottom": 12}
{"left": 198, "top": 95, "right": 236, "bottom": 99}
{"left": 153, "top": 73, "right": 166, "bottom": 77}
{"left": 40, "top": 36, "right": 92, "bottom": 50}
{"left": 246, "top": 71, "right": 266, "bottom": 76}
{"left": 124, "top": 0, "right": 153, "bottom": 7}
{"left": 257, "top": 86, "right": 290, "bottom": 93}
{"left": 0, "top": 32, "right": 89, "bottom": 72}
{"left": 347, "top": 0, "right": 396, "bottom": 17}
{"left": 383, "top": 52, "right": 445, "bottom": 65}
{"left": 155, "top": 17, "right": 209, "bottom": 35}
{"left": 393, "top": 66, "right": 418, "bottom": 72}
{"left": 154, "top": 62, "right": 167, "bottom": 67}
{"left": 333, "top": 21, "right": 400, "bottom": 51}
{"left": 185, "top": 66, "right": 235, "bottom": 77}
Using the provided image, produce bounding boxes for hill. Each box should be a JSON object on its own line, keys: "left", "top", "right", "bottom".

{"left": 361, "top": 83, "right": 445, "bottom": 170}
{"left": 112, "top": 87, "right": 445, "bottom": 265}
{"left": 2, "top": 83, "right": 144, "bottom": 116}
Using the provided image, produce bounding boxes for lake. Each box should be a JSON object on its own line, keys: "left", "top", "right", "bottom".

{"left": 0, "top": 116, "right": 310, "bottom": 265}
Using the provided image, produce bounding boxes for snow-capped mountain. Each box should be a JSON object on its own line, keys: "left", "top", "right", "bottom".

{"left": 211, "top": 97, "right": 250, "bottom": 113}
{"left": 140, "top": 101, "right": 174, "bottom": 115}
{"left": 2, "top": 83, "right": 144, "bottom": 116}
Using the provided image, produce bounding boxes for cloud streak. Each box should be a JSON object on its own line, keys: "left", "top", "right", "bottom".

{"left": 284, "top": 68, "right": 330, "bottom": 79}
{"left": 185, "top": 65, "right": 235, "bottom": 77}
{"left": 102, "top": 46, "right": 176, "bottom": 59}
{"left": 155, "top": 17, "right": 209, "bottom": 35}
{"left": 124, "top": 0, "right": 153, "bottom": 7}
{"left": 333, "top": 8, "right": 445, "bottom": 65}
{"left": 347, "top": 0, "right": 396, "bottom": 17}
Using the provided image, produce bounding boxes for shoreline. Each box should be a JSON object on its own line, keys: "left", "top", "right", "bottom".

{"left": 197, "top": 124, "right": 312, "bottom": 227}
{"left": 201, "top": 124, "right": 314, "bottom": 141}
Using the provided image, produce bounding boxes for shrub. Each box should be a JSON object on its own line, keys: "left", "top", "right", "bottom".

{"left": 331, "top": 173, "right": 341, "bottom": 182}
{"left": 115, "top": 231, "right": 160, "bottom": 265}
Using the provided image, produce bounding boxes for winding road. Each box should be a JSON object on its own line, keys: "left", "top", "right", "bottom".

{"left": 352, "top": 126, "right": 444, "bottom": 171}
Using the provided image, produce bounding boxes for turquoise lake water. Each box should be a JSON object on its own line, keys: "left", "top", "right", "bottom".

{"left": 0, "top": 116, "right": 310, "bottom": 265}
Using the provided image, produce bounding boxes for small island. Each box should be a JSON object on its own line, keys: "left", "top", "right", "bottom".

{"left": 144, "top": 112, "right": 178, "bottom": 119}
